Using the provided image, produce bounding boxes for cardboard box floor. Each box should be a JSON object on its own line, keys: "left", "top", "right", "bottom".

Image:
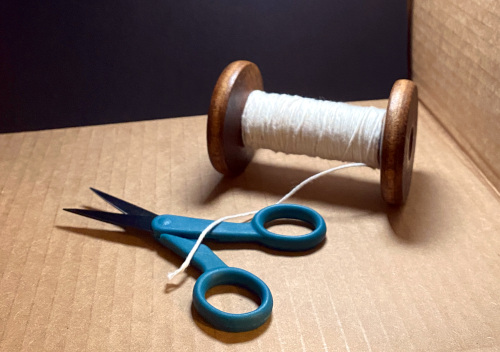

{"left": 1, "top": 101, "right": 499, "bottom": 351}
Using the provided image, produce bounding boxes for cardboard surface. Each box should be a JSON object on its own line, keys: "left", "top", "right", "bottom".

{"left": 412, "top": 0, "right": 500, "bottom": 191}
{"left": 1, "top": 101, "right": 499, "bottom": 351}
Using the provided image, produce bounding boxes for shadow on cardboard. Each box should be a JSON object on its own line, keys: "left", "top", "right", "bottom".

{"left": 191, "top": 302, "right": 271, "bottom": 342}
{"left": 57, "top": 225, "right": 199, "bottom": 289}
{"left": 386, "top": 170, "right": 446, "bottom": 244}
{"left": 201, "top": 164, "right": 441, "bottom": 244}
{"left": 201, "top": 161, "right": 385, "bottom": 213}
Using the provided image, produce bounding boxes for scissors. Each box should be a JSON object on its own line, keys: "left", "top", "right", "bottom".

{"left": 64, "top": 188, "right": 326, "bottom": 332}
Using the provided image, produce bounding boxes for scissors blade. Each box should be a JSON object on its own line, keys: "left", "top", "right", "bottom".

{"left": 63, "top": 208, "right": 154, "bottom": 232}
{"left": 90, "top": 188, "right": 157, "bottom": 217}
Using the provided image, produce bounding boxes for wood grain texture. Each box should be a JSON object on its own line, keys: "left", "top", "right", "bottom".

{"left": 0, "top": 104, "right": 499, "bottom": 350}
{"left": 381, "top": 79, "right": 418, "bottom": 205}
{"left": 412, "top": 0, "right": 500, "bottom": 191}
{"left": 207, "top": 61, "right": 262, "bottom": 176}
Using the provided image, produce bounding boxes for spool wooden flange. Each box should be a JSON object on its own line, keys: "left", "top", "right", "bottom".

{"left": 207, "top": 60, "right": 418, "bottom": 205}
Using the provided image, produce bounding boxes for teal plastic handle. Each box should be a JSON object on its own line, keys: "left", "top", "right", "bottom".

{"left": 193, "top": 267, "right": 273, "bottom": 332}
{"left": 157, "top": 234, "right": 273, "bottom": 332}
{"left": 251, "top": 204, "right": 326, "bottom": 251}
{"left": 152, "top": 204, "right": 326, "bottom": 251}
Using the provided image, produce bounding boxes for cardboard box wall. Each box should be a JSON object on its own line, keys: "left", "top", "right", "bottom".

{"left": 412, "top": 0, "right": 500, "bottom": 190}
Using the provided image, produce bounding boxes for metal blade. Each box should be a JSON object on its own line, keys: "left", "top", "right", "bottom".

{"left": 90, "top": 188, "right": 157, "bottom": 217}
{"left": 63, "top": 208, "right": 154, "bottom": 232}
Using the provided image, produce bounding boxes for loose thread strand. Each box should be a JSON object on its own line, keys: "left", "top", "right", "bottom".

{"left": 167, "top": 162, "right": 367, "bottom": 281}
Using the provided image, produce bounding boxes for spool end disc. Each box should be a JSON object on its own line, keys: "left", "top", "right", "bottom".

{"left": 381, "top": 79, "right": 418, "bottom": 205}
{"left": 207, "top": 60, "right": 263, "bottom": 176}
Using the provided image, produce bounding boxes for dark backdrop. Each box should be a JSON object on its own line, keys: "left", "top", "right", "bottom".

{"left": 0, "top": 1, "right": 408, "bottom": 133}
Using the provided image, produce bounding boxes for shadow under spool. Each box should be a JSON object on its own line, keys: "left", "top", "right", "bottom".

{"left": 207, "top": 60, "right": 418, "bottom": 205}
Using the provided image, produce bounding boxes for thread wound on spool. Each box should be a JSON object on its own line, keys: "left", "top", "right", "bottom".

{"left": 241, "top": 91, "right": 386, "bottom": 168}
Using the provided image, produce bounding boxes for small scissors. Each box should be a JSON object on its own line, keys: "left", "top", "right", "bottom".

{"left": 64, "top": 188, "right": 326, "bottom": 332}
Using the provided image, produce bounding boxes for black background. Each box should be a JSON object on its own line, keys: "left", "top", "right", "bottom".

{"left": 0, "top": 1, "right": 408, "bottom": 133}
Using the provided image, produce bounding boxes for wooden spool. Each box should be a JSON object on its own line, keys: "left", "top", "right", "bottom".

{"left": 207, "top": 60, "right": 418, "bottom": 205}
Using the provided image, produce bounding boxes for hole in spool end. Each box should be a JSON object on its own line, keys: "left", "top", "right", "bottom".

{"left": 408, "top": 127, "right": 415, "bottom": 161}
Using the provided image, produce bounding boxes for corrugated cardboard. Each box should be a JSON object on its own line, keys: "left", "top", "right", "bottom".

{"left": 1, "top": 99, "right": 499, "bottom": 350}
{"left": 412, "top": 0, "right": 500, "bottom": 191}
{"left": 2, "top": 1, "right": 500, "bottom": 349}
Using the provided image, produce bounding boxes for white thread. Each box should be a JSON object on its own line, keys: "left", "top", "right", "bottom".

{"left": 167, "top": 210, "right": 258, "bottom": 281}
{"left": 167, "top": 162, "right": 366, "bottom": 281}
{"left": 241, "top": 91, "right": 385, "bottom": 168}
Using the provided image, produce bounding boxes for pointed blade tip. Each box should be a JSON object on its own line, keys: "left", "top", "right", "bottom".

{"left": 89, "top": 187, "right": 101, "bottom": 194}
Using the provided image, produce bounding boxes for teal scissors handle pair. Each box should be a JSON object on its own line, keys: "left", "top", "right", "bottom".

{"left": 64, "top": 188, "right": 326, "bottom": 332}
